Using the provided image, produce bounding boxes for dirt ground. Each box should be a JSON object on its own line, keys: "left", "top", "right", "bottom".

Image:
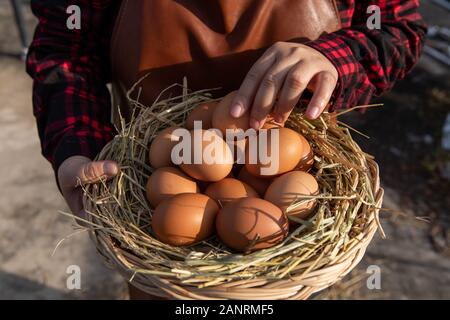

{"left": 0, "top": 2, "right": 449, "bottom": 300}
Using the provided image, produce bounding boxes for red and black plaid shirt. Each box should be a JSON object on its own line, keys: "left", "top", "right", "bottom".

{"left": 26, "top": 0, "right": 427, "bottom": 174}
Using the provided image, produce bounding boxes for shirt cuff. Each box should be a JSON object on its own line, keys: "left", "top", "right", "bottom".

{"left": 304, "top": 32, "right": 358, "bottom": 111}
{"left": 54, "top": 135, "right": 95, "bottom": 170}
{"left": 52, "top": 132, "right": 111, "bottom": 190}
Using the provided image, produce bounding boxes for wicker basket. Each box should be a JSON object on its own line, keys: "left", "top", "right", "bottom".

{"left": 84, "top": 88, "right": 384, "bottom": 300}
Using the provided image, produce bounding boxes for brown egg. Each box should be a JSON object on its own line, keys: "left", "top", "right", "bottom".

{"left": 146, "top": 167, "right": 199, "bottom": 207}
{"left": 230, "top": 138, "right": 247, "bottom": 164}
{"left": 232, "top": 163, "right": 244, "bottom": 176}
{"left": 245, "top": 127, "right": 304, "bottom": 178}
{"left": 152, "top": 193, "right": 219, "bottom": 246}
{"left": 216, "top": 197, "right": 289, "bottom": 252}
{"left": 179, "top": 129, "right": 234, "bottom": 182}
{"left": 238, "top": 166, "right": 272, "bottom": 197}
{"left": 196, "top": 180, "right": 211, "bottom": 193}
{"left": 205, "top": 178, "right": 259, "bottom": 206}
{"left": 264, "top": 171, "right": 319, "bottom": 219}
{"left": 295, "top": 134, "right": 314, "bottom": 172}
{"left": 185, "top": 101, "right": 218, "bottom": 130}
{"left": 211, "top": 91, "right": 250, "bottom": 135}
{"left": 197, "top": 170, "right": 234, "bottom": 192}
{"left": 149, "top": 126, "right": 183, "bottom": 168}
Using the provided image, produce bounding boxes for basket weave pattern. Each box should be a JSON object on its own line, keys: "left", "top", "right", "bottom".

{"left": 84, "top": 90, "right": 384, "bottom": 300}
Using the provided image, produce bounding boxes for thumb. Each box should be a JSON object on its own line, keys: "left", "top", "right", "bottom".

{"left": 58, "top": 156, "right": 119, "bottom": 189}
{"left": 77, "top": 160, "right": 119, "bottom": 185}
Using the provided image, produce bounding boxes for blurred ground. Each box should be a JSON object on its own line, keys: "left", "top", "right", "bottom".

{"left": 0, "top": 2, "right": 449, "bottom": 300}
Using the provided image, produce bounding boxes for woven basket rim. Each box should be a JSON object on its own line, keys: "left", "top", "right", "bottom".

{"left": 84, "top": 90, "right": 384, "bottom": 300}
{"left": 84, "top": 85, "right": 384, "bottom": 300}
{"left": 88, "top": 160, "right": 383, "bottom": 300}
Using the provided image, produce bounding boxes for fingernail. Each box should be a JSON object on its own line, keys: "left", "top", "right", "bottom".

{"left": 103, "top": 161, "right": 118, "bottom": 176}
{"left": 309, "top": 106, "right": 320, "bottom": 119}
{"left": 250, "top": 118, "right": 261, "bottom": 130}
{"left": 230, "top": 103, "right": 244, "bottom": 118}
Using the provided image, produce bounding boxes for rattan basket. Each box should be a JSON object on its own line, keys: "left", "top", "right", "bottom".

{"left": 83, "top": 87, "right": 384, "bottom": 300}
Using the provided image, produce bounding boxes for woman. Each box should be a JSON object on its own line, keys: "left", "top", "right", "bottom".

{"left": 26, "top": 0, "right": 426, "bottom": 299}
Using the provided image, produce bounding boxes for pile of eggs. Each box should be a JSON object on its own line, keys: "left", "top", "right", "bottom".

{"left": 146, "top": 91, "right": 319, "bottom": 253}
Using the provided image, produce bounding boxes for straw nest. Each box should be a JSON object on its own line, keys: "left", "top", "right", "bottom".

{"left": 81, "top": 82, "right": 385, "bottom": 300}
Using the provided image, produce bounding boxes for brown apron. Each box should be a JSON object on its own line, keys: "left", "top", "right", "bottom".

{"left": 110, "top": 0, "right": 341, "bottom": 299}
{"left": 111, "top": 0, "right": 341, "bottom": 125}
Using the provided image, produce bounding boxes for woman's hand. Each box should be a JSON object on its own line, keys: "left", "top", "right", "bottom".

{"left": 230, "top": 42, "right": 338, "bottom": 129}
{"left": 58, "top": 156, "right": 119, "bottom": 226}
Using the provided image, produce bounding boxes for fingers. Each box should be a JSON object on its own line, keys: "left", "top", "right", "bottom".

{"left": 65, "top": 187, "right": 84, "bottom": 217}
{"left": 231, "top": 42, "right": 339, "bottom": 127}
{"left": 250, "top": 59, "right": 297, "bottom": 129}
{"left": 58, "top": 155, "right": 119, "bottom": 190}
{"left": 272, "top": 60, "right": 315, "bottom": 124}
{"left": 58, "top": 155, "right": 119, "bottom": 224}
{"left": 74, "top": 208, "right": 91, "bottom": 228}
{"left": 230, "top": 51, "right": 276, "bottom": 118}
{"left": 77, "top": 160, "right": 119, "bottom": 185}
{"left": 305, "top": 71, "right": 337, "bottom": 120}
{"left": 64, "top": 188, "right": 91, "bottom": 227}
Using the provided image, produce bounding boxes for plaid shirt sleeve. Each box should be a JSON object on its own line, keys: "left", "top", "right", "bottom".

{"left": 26, "top": 0, "right": 118, "bottom": 173}
{"left": 306, "top": 0, "right": 427, "bottom": 110}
